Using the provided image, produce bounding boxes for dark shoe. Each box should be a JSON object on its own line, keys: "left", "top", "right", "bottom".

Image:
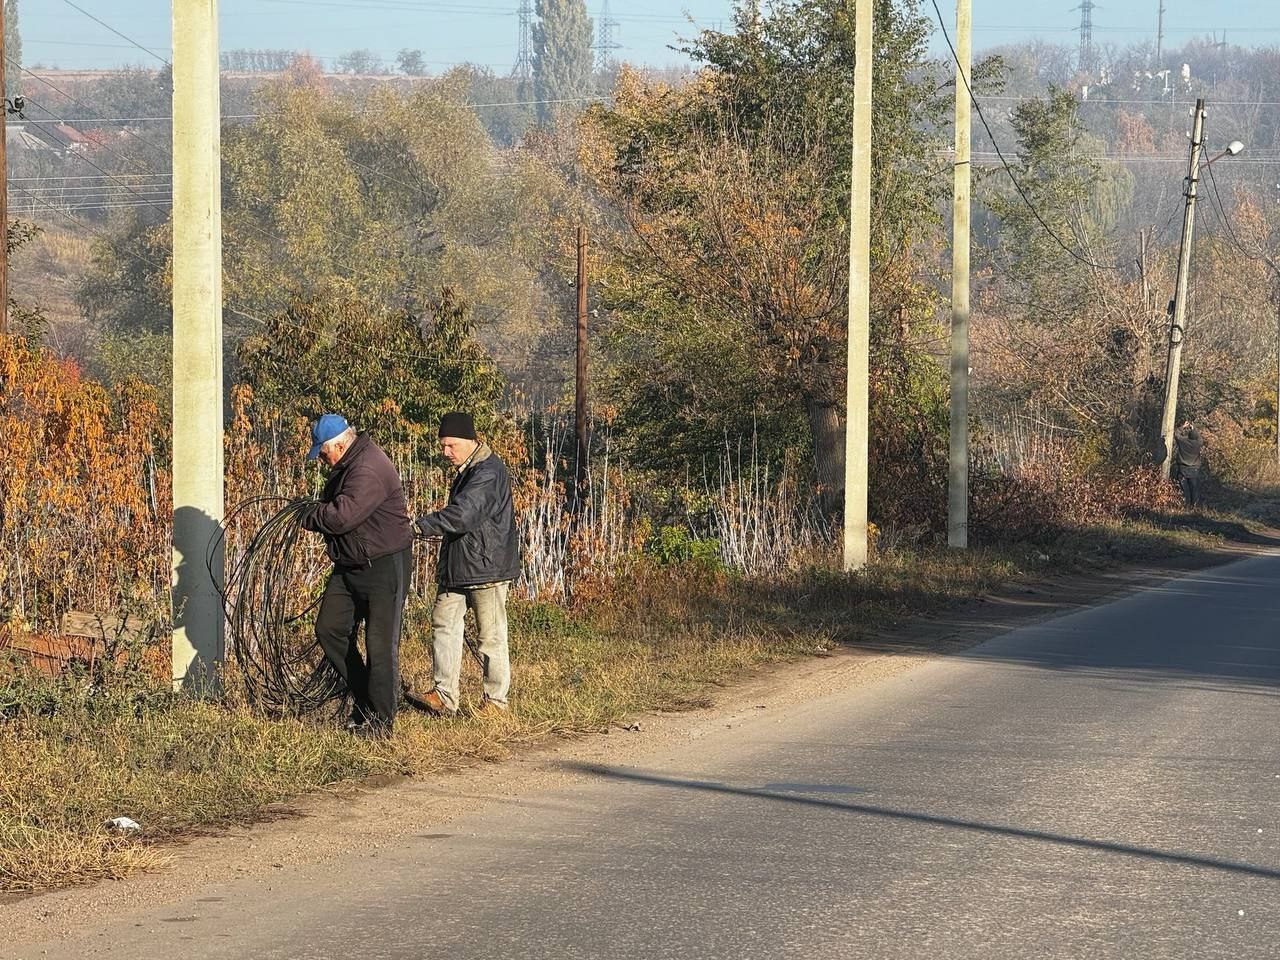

{"left": 405, "top": 687, "right": 456, "bottom": 717}
{"left": 350, "top": 720, "right": 392, "bottom": 741}
{"left": 344, "top": 705, "right": 370, "bottom": 732}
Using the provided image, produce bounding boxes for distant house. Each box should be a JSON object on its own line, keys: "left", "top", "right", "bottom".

{"left": 52, "top": 122, "right": 94, "bottom": 153}
{"left": 5, "top": 122, "right": 57, "bottom": 153}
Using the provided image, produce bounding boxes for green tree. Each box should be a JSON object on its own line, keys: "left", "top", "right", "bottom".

{"left": 397, "top": 48, "right": 426, "bottom": 76}
{"left": 235, "top": 291, "right": 505, "bottom": 465}
{"left": 532, "top": 0, "right": 593, "bottom": 125}
{"left": 980, "top": 87, "right": 1146, "bottom": 455}
{"left": 77, "top": 70, "right": 572, "bottom": 395}
{"left": 585, "top": 0, "right": 955, "bottom": 518}
{"left": 337, "top": 49, "right": 382, "bottom": 74}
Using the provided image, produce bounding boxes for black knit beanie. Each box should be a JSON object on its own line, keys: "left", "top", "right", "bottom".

{"left": 438, "top": 411, "right": 477, "bottom": 440}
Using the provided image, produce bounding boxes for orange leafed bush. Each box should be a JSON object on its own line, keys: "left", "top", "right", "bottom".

{"left": 0, "top": 334, "right": 170, "bottom": 632}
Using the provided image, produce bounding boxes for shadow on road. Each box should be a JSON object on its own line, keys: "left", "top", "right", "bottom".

{"left": 570, "top": 762, "right": 1280, "bottom": 881}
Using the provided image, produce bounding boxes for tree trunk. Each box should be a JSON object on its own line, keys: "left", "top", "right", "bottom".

{"left": 806, "top": 398, "right": 845, "bottom": 517}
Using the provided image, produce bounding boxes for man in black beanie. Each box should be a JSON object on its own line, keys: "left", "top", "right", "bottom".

{"left": 415, "top": 411, "right": 521, "bottom": 715}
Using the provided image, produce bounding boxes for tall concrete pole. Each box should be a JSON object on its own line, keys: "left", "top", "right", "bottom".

{"left": 171, "top": 0, "right": 224, "bottom": 691}
{"left": 947, "top": 0, "right": 971, "bottom": 550}
{"left": 575, "top": 224, "right": 588, "bottom": 507}
{"left": 843, "top": 0, "right": 872, "bottom": 572}
{"left": 1159, "top": 97, "right": 1205, "bottom": 479}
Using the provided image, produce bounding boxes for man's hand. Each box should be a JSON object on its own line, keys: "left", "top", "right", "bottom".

{"left": 298, "top": 502, "right": 323, "bottom": 531}
{"left": 414, "top": 517, "right": 440, "bottom": 541}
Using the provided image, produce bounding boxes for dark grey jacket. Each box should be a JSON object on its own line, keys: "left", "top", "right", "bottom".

{"left": 1174, "top": 426, "right": 1205, "bottom": 474}
{"left": 303, "top": 433, "right": 413, "bottom": 569}
{"left": 417, "top": 445, "right": 521, "bottom": 588}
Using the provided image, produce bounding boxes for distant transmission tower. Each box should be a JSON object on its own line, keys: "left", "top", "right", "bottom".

{"left": 1155, "top": 0, "right": 1165, "bottom": 69}
{"left": 1073, "top": 0, "right": 1096, "bottom": 73}
{"left": 593, "top": 0, "right": 622, "bottom": 71}
{"left": 513, "top": 0, "right": 533, "bottom": 83}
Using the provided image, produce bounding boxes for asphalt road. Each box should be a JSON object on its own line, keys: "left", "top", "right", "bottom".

{"left": 16, "top": 553, "right": 1280, "bottom": 959}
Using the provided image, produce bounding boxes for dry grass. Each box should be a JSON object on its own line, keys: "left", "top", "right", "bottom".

{"left": 0, "top": 568, "right": 819, "bottom": 893}
{"left": 0, "top": 509, "right": 1245, "bottom": 895}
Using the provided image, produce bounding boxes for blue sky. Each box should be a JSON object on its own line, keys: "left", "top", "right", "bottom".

{"left": 21, "top": 1, "right": 1280, "bottom": 72}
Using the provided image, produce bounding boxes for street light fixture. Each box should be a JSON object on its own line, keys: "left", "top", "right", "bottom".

{"left": 1204, "top": 140, "right": 1245, "bottom": 166}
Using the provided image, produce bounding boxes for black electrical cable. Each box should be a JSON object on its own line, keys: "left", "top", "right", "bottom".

{"left": 929, "top": 0, "right": 1124, "bottom": 273}
{"left": 209, "top": 497, "right": 345, "bottom": 716}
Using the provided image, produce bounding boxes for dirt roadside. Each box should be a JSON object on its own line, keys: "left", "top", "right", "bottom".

{"left": 4, "top": 536, "right": 1274, "bottom": 945}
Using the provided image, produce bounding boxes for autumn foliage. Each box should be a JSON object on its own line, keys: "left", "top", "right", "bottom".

{"left": 0, "top": 334, "right": 170, "bottom": 634}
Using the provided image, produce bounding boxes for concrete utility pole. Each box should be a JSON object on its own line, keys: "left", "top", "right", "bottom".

{"left": 1159, "top": 97, "right": 1206, "bottom": 479}
{"left": 575, "top": 225, "right": 589, "bottom": 506}
{"left": 948, "top": 0, "right": 971, "bottom": 550}
{"left": 171, "top": 0, "right": 224, "bottom": 691}
{"left": 843, "top": 0, "right": 872, "bottom": 572}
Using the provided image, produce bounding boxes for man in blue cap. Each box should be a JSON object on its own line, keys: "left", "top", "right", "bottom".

{"left": 301, "top": 414, "right": 414, "bottom": 737}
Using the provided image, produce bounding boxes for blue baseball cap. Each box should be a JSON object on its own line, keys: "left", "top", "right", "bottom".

{"left": 307, "top": 413, "right": 350, "bottom": 460}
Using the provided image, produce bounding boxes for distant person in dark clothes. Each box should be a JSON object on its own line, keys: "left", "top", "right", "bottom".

{"left": 414, "top": 411, "right": 521, "bottom": 717}
{"left": 301, "top": 414, "right": 413, "bottom": 738}
{"left": 1173, "top": 420, "right": 1206, "bottom": 508}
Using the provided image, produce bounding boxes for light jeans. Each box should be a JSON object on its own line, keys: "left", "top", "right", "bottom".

{"left": 430, "top": 582, "right": 511, "bottom": 710}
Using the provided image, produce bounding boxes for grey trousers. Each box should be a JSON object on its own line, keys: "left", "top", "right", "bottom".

{"left": 430, "top": 582, "right": 511, "bottom": 710}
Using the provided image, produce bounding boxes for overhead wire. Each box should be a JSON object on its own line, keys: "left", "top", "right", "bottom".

{"left": 930, "top": 0, "right": 1124, "bottom": 272}
{"left": 1202, "top": 153, "right": 1279, "bottom": 275}
{"left": 20, "top": 4, "right": 544, "bottom": 363}
{"left": 58, "top": 0, "right": 171, "bottom": 65}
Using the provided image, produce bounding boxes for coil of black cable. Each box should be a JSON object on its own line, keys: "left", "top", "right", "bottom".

{"left": 210, "top": 497, "right": 344, "bottom": 716}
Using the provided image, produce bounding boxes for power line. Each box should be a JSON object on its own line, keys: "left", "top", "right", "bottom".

{"left": 6, "top": 94, "right": 603, "bottom": 126}
{"left": 16, "top": 184, "right": 498, "bottom": 368}
{"left": 978, "top": 95, "right": 1280, "bottom": 108}
{"left": 9, "top": 59, "right": 174, "bottom": 163}
{"left": 58, "top": 0, "right": 171, "bottom": 65}
{"left": 13, "top": 95, "right": 176, "bottom": 218}
{"left": 930, "top": 0, "right": 1123, "bottom": 272}
{"left": 1202, "top": 154, "right": 1276, "bottom": 273}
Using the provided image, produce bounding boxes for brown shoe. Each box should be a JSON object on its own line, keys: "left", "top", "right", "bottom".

{"left": 473, "top": 698, "right": 509, "bottom": 718}
{"left": 405, "top": 687, "right": 456, "bottom": 717}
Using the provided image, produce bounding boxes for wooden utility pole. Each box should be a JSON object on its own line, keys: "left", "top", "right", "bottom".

{"left": 171, "top": 0, "right": 224, "bottom": 691}
{"left": 947, "top": 0, "right": 971, "bottom": 550}
{"left": 843, "top": 0, "right": 872, "bottom": 572}
{"left": 1, "top": 13, "right": 8, "bottom": 337}
{"left": 575, "top": 225, "right": 588, "bottom": 505}
{"left": 1159, "top": 97, "right": 1206, "bottom": 479}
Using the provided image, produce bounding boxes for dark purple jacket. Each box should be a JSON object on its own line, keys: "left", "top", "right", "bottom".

{"left": 303, "top": 433, "right": 413, "bottom": 568}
